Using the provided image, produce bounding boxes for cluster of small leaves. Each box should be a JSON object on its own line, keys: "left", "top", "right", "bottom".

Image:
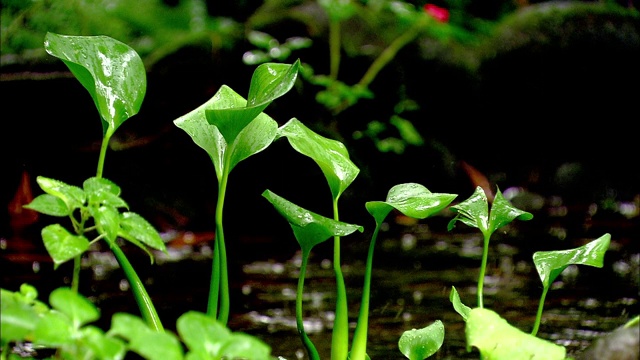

{"left": 24, "top": 176, "right": 166, "bottom": 268}
{"left": 243, "top": 30, "right": 312, "bottom": 65}
{"left": 0, "top": 284, "right": 272, "bottom": 360}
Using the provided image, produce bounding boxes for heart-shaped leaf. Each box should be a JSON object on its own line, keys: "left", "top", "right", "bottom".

{"left": 41, "top": 224, "right": 90, "bottom": 269}
{"left": 206, "top": 60, "right": 300, "bottom": 144}
{"left": 49, "top": 287, "right": 100, "bottom": 329}
{"left": 174, "top": 85, "right": 279, "bottom": 178}
{"left": 277, "top": 118, "right": 360, "bottom": 201}
{"left": 366, "top": 183, "right": 456, "bottom": 225}
{"left": 262, "top": 190, "right": 363, "bottom": 253}
{"left": 44, "top": 33, "right": 146, "bottom": 135}
{"left": 447, "top": 186, "right": 532, "bottom": 236}
{"left": 533, "top": 233, "right": 611, "bottom": 288}
{"left": 35, "top": 176, "right": 85, "bottom": 212}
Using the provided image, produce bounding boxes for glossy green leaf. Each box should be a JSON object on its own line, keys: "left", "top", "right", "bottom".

{"left": 91, "top": 205, "right": 121, "bottom": 242}
{"left": 49, "top": 287, "right": 100, "bottom": 329}
{"left": 35, "top": 176, "right": 85, "bottom": 212}
{"left": 226, "top": 107, "right": 279, "bottom": 173}
{"left": 173, "top": 90, "right": 227, "bottom": 178}
{"left": 447, "top": 186, "right": 532, "bottom": 235}
{"left": 44, "top": 33, "right": 146, "bottom": 134}
{"left": 206, "top": 60, "right": 300, "bottom": 144}
{"left": 24, "top": 194, "right": 70, "bottom": 217}
{"left": 262, "top": 190, "right": 363, "bottom": 253}
{"left": 277, "top": 118, "right": 360, "bottom": 200}
{"left": 398, "top": 320, "right": 445, "bottom": 360}
{"left": 84, "top": 177, "right": 128, "bottom": 209}
{"left": 173, "top": 85, "right": 278, "bottom": 178}
{"left": 41, "top": 224, "right": 90, "bottom": 268}
{"left": 119, "top": 212, "right": 166, "bottom": 252}
{"left": 449, "top": 286, "right": 471, "bottom": 322}
{"left": 177, "top": 311, "right": 231, "bottom": 356}
{"left": 488, "top": 188, "right": 533, "bottom": 234}
{"left": 366, "top": 183, "right": 456, "bottom": 225}
{"left": 466, "top": 308, "right": 566, "bottom": 359}
{"left": 533, "top": 233, "right": 611, "bottom": 288}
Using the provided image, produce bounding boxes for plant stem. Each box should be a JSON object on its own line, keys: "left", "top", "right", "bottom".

{"left": 71, "top": 255, "right": 81, "bottom": 293}
{"left": 296, "top": 250, "right": 320, "bottom": 360}
{"left": 477, "top": 233, "right": 491, "bottom": 308}
{"left": 209, "top": 169, "right": 230, "bottom": 325}
{"left": 96, "top": 128, "right": 114, "bottom": 179}
{"left": 106, "top": 238, "right": 163, "bottom": 331}
{"left": 350, "top": 223, "right": 381, "bottom": 360}
{"left": 531, "top": 285, "right": 550, "bottom": 336}
{"left": 329, "top": 18, "right": 341, "bottom": 81}
{"left": 356, "top": 15, "right": 427, "bottom": 90}
{"left": 331, "top": 200, "right": 349, "bottom": 360}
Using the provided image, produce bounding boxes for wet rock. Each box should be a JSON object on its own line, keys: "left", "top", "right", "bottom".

{"left": 578, "top": 324, "right": 640, "bottom": 360}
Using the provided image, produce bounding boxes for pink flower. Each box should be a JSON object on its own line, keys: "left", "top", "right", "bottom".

{"left": 423, "top": 4, "right": 450, "bottom": 23}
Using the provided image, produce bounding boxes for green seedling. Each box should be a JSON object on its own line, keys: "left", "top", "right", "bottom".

{"left": 1, "top": 284, "right": 272, "bottom": 360}
{"left": 447, "top": 186, "right": 534, "bottom": 308}
{"left": 357, "top": 183, "right": 456, "bottom": 360}
{"left": 174, "top": 60, "right": 300, "bottom": 325}
{"left": 274, "top": 116, "right": 456, "bottom": 360}
{"left": 23, "top": 33, "right": 165, "bottom": 331}
{"left": 263, "top": 190, "right": 363, "bottom": 360}
{"left": 277, "top": 118, "right": 360, "bottom": 360}
{"left": 531, "top": 233, "right": 611, "bottom": 336}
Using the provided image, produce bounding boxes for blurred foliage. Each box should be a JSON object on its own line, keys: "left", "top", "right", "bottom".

{"left": 2, "top": 0, "right": 638, "bottom": 153}
{"left": 1, "top": 0, "right": 243, "bottom": 69}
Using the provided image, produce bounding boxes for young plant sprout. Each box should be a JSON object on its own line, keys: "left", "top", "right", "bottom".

{"left": 23, "top": 33, "right": 165, "bottom": 331}
{"left": 263, "top": 189, "right": 363, "bottom": 360}
{"left": 447, "top": 186, "right": 533, "bottom": 308}
{"left": 531, "top": 233, "right": 611, "bottom": 336}
{"left": 1, "top": 33, "right": 631, "bottom": 360}
{"left": 174, "top": 61, "right": 300, "bottom": 325}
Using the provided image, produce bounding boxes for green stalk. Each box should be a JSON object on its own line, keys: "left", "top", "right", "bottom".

{"left": 71, "top": 255, "right": 81, "bottom": 293}
{"left": 328, "top": 18, "right": 341, "bottom": 81}
{"left": 531, "top": 285, "right": 550, "bottom": 336}
{"left": 92, "top": 132, "right": 163, "bottom": 330}
{"left": 357, "top": 15, "right": 427, "bottom": 89}
{"left": 208, "top": 166, "right": 230, "bottom": 325}
{"left": 107, "top": 237, "right": 163, "bottom": 331}
{"left": 296, "top": 250, "right": 321, "bottom": 360}
{"left": 96, "top": 128, "right": 115, "bottom": 179}
{"left": 477, "top": 233, "right": 491, "bottom": 308}
{"left": 331, "top": 200, "right": 349, "bottom": 360}
{"left": 350, "top": 224, "right": 381, "bottom": 360}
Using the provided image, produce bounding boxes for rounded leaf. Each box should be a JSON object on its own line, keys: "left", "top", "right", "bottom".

{"left": 44, "top": 33, "right": 146, "bottom": 133}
